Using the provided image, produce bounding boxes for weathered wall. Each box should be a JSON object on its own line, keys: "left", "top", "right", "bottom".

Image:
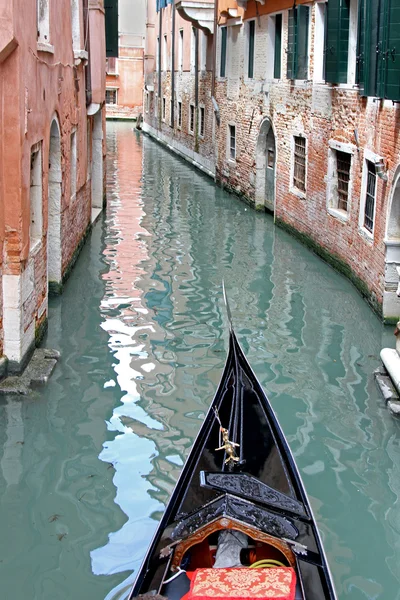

{"left": 0, "top": 0, "right": 106, "bottom": 368}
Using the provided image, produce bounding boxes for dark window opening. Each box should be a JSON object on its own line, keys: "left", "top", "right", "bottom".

{"left": 364, "top": 161, "right": 376, "bottom": 232}
{"left": 336, "top": 151, "right": 351, "bottom": 211}
{"left": 293, "top": 136, "right": 306, "bottom": 191}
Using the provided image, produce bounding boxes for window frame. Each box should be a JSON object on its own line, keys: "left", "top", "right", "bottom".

{"left": 326, "top": 140, "right": 355, "bottom": 221}
{"left": 287, "top": 5, "right": 311, "bottom": 81}
{"left": 246, "top": 19, "right": 256, "bottom": 80}
{"left": 105, "top": 88, "right": 118, "bottom": 105}
{"left": 220, "top": 26, "right": 227, "bottom": 78}
{"left": 189, "top": 103, "right": 195, "bottom": 135}
{"left": 162, "top": 96, "right": 166, "bottom": 122}
{"left": 291, "top": 134, "right": 307, "bottom": 196}
{"left": 227, "top": 123, "right": 236, "bottom": 162}
{"left": 199, "top": 105, "right": 205, "bottom": 138}
{"left": 178, "top": 29, "right": 184, "bottom": 72}
{"left": 177, "top": 100, "right": 182, "bottom": 129}
{"left": 358, "top": 149, "right": 381, "bottom": 240}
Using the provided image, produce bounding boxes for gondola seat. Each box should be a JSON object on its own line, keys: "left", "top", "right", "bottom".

{"left": 182, "top": 567, "right": 296, "bottom": 600}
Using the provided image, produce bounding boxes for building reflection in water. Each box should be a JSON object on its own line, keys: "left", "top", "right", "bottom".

{"left": 92, "top": 123, "right": 400, "bottom": 600}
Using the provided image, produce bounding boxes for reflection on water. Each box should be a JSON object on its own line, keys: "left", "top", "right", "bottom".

{"left": 0, "top": 122, "right": 399, "bottom": 600}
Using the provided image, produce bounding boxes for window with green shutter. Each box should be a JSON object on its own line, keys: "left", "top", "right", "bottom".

{"left": 287, "top": 6, "right": 310, "bottom": 80}
{"left": 357, "top": 0, "right": 400, "bottom": 101}
{"left": 274, "top": 14, "right": 282, "bottom": 79}
{"left": 220, "top": 27, "right": 227, "bottom": 78}
{"left": 325, "top": 0, "right": 350, "bottom": 84}
{"left": 248, "top": 20, "right": 255, "bottom": 79}
{"left": 105, "top": 0, "right": 119, "bottom": 58}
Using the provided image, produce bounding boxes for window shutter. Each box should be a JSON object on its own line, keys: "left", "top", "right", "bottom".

{"left": 381, "top": 0, "right": 400, "bottom": 101}
{"left": 364, "top": 0, "right": 380, "bottom": 97}
{"left": 297, "top": 6, "right": 310, "bottom": 79}
{"left": 248, "top": 20, "right": 255, "bottom": 78}
{"left": 325, "top": 0, "right": 350, "bottom": 84}
{"left": 220, "top": 27, "right": 227, "bottom": 77}
{"left": 287, "top": 9, "right": 296, "bottom": 79}
{"left": 356, "top": 0, "right": 365, "bottom": 93}
{"left": 105, "top": 0, "right": 119, "bottom": 57}
{"left": 274, "top": 14, "right": 282, "bottom": 79}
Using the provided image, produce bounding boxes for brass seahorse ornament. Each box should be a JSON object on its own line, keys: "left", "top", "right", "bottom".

{"left": 216, "top": 427, "right": 240, "bottom": 465}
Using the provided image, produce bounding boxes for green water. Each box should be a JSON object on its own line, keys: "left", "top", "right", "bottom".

{"left": 0, "top": 121, "right": 399, "bottom": 600}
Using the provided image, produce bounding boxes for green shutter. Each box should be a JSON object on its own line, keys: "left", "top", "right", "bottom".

{"left": 325, "top": 0, "right": 350, "bottom": 84}
{"left": 220, "top": 27, "right": 227, "bottom": 77}
{"left": 297, "top": 6, "right": 310, "bottom": 79}
{"left": 356, "top": 0, "right": 365, "bottom": 93}
{"left": 248, "top": 20, "right": 255, "bottom": 78}
{"left": 364, "top": 0, "right": 380, "bottom": 96}
{"left": 287, "top": 9, "right": 296, "bottom": 79}
{"left": 105, "top": 0, "right": 119, "bottom": 57}
{"left": 380, "top": 0, "right": 400, "bottom": 101}
{"left": 274, "top": 14, "right": 282, "bottom": 78}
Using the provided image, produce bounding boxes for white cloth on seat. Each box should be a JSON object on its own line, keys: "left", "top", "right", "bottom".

{"left": 213, "top": 531, "right": 248, "bottom": 568}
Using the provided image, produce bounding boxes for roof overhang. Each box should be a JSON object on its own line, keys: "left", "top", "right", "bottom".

{"left": 237, "top": 0, "right": 265, "bottom": 7}
{"left": 175, "top": 1, "right": 215, "bottom": 35}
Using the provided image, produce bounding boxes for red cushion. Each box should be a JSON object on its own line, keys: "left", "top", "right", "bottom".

{"left": 184, "top": 567, "right": 296, "bottom": 600}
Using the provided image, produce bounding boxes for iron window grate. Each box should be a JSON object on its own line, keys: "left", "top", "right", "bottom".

{"left": 190, "top": 105, "right": 195, "bottom": 133}
{"left": 336, "top": 151, "right": 351, "bottom": 211}
{"left": 200, "top": 107, "right": 205, "bottom": 137}
{"left": 364, "top": 161, "right": 376, "bottom": 233}
{"left": 294, "top": 136, "right": 306, "bottom": 192}
{"left": 106, "top": 89, "right": 117, "bottom": 105}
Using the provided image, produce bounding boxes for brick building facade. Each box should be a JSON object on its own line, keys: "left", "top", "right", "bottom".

{"left": 142, "top": 0, "right": 400, "bottom": 322}
{"left": 0, "top": 0, "right": 106, "bottom": 370}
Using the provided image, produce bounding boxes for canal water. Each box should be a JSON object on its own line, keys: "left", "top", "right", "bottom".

{"left": 0, "top": 121, "right": 400, "bottom": 600}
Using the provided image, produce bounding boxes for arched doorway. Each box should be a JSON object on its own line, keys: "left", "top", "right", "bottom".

{"left": 384, "top": 167, "right": 400, "bottom": 320}
{"left": 255, "top": 118, "right": 276, "bottom": 213}
{"left": 48, "top": 118, "right": 62, "bottom": 293}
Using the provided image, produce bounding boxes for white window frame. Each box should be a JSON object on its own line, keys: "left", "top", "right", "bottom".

{"left": 266, "top": 13, "right": 284, "bottom": 81}
{"left": 190, "top": 27, "right": 196, "bottom": 73}
{"left": 218, "top": 26, "right": 227, "bottom": 80}
{"left": 105, "top": 88, "right": 118, "bottom": 105}
{"left": 178, "top": 29, "right": 184, "bottom": 71}
{"left": 189, "top": 103, "right": 195, "bottom": 135}
{"left": 70, "top": 130, "right": 77, "bottom": 201}
{"left": 37, "top": 0, "right": 53, "bottom": 53}
{"left": 290, "top": 133, "right": 308, "bottom": 198}
{"left": 177, "top": 100, "right": 182, "bottom": 129}
{"left": 199, "top": 105, "right": 205, "bottom": 138}
{"left": 30, "top": 142, "right": 43, "bottom": 250}
{"left": 326, "top": 140, "right": 356, "bottom": 222}
{"left": 227, "top": 123, "right": 236, "bottom": 162}
{"left": 313, "top": 2, "right": 326, "bottom": 83}
{"left": 163, "top": 34, "right": 168, "bottom": 71}
{"left": 358, "top": 149, "right": 381, "bottom": 241}
{"left": 245, "top": 18, "right": 256, "bottom": 81}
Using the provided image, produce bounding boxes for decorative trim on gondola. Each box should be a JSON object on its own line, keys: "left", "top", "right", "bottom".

{"left": 172, "top": 494, "right": 299, "bottom": 542}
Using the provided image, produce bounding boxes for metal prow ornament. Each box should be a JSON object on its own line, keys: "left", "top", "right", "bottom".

{"left": 216, "top": 427, "right": 240, "bottom": 465}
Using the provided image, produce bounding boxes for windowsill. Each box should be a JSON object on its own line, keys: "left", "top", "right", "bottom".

{"left": 288, "top": 79, "right": 311, "bottom": 87}
{"left": 74, "top": 49, "right": 89, "bottom": 65}
{"left": 358, "top": 226, "right": 374, "bottom": 243}
{"left": 106, "top": 72, "right": 119, "bottom": 78}
{"left": 227, "top": 158, "right": 236, "bottom": 165}
{"left": 337, "top": 83, "right": 359, "bottom": 91}
{"left": 70, "top": 193, "right": 76, "bottom": 203}
{"left": 37, "top": 41, "right": 54, "bottom": 54}
{"left": 189, "top": 130, "right": 194, "bottom": 136}
{"left": 290, "top": 186, "right": 306, "bottom": 199}
{"left": 29, "top": 238, "right": 42, "bottom": 255}
{"left": 328, "top": 207, "right": 349, "bottom": 222}
{"left": 177, "top": 125, "right": 182, "bottom": 130}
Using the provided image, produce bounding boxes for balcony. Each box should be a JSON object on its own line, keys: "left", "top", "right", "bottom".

{"left": 176, "top": 1, "right": 215, "bottom": 34}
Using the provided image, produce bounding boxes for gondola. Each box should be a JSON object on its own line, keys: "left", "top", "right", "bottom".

{"left": 128, "top": 294, "right": 337, "bottom": 600}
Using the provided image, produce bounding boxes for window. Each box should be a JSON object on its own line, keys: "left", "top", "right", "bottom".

{"left": 145, "top": 92, "right": 150, "bottom": 113}
{"left": 229, "top": 125, "right": 236, "bottom": 160}
{"left": 178, "top": 29, "right": 183, "bottom": 71}
{"left": 336, "top": 151, "right": 351, "bottom": 211}
{"left": 189, "top": 104, "right": 195, "bottom": 133}
{"left": 220, "top": 27, "right": 227, "bottom": 77}
{"left": 162, "top": 97, "right": 166, "bottom": 121}
{"left": 70, "top": 131, "right": 77, "bottom": 199}
{"left": 71, "top": 0, "right": 81, "bottom": 51}
{"left": 156, "top": 37, "right": 160, "bottom": 72}
{"left": 178, "top": 101, "right": 182, "bottom": 128}
{"left": 287, "top": 6, "right": 310, "bottom": 80}
{"left": 248, "top": 20, "right": 255, "bottom": 79}
{"left": 273, "top": 15, "right": 282, "bottom": 79}
{"left": 106, "top": 57, "right": 117, "bottom": 74}
{"left": 37, "top": 0, "right": 51, "bottom": 46}
{"left": 30, "top": 143, "right": 43, "bottom": 247}
{"left": 325, "top": 0, "right": 350, "bottom": 84}
{"left": 190, "top": 27, "right": 196, "bottom": 72}
{"left": 200, "top": 31, "right": 207, "bottom": 72}
{"left": 199, "top": 107, "right": 205, "bottom": 137}
{"left": 357, "top": 0, "right": 400, "bottom": 101}
{"left": 106, "top": 89, "right": 117, "bottom": 104}
{"left": 314, "top": 2, "right": 326, "bottom": 82}
{"left": 163, "top": 34, "right": 168, "bottom": 71}
{"left": 293, "top": 136, "right": 306, "bottom": 192}
{"left": 364, "top": 161, "right": 376, "bottom": 233}
{"left": 170, "top": 100, "right": 173, "bottom": 126}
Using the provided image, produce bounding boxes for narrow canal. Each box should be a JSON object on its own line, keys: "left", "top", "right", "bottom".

{"left": 1, "top": 121, "right": 400, "bottom": 600}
